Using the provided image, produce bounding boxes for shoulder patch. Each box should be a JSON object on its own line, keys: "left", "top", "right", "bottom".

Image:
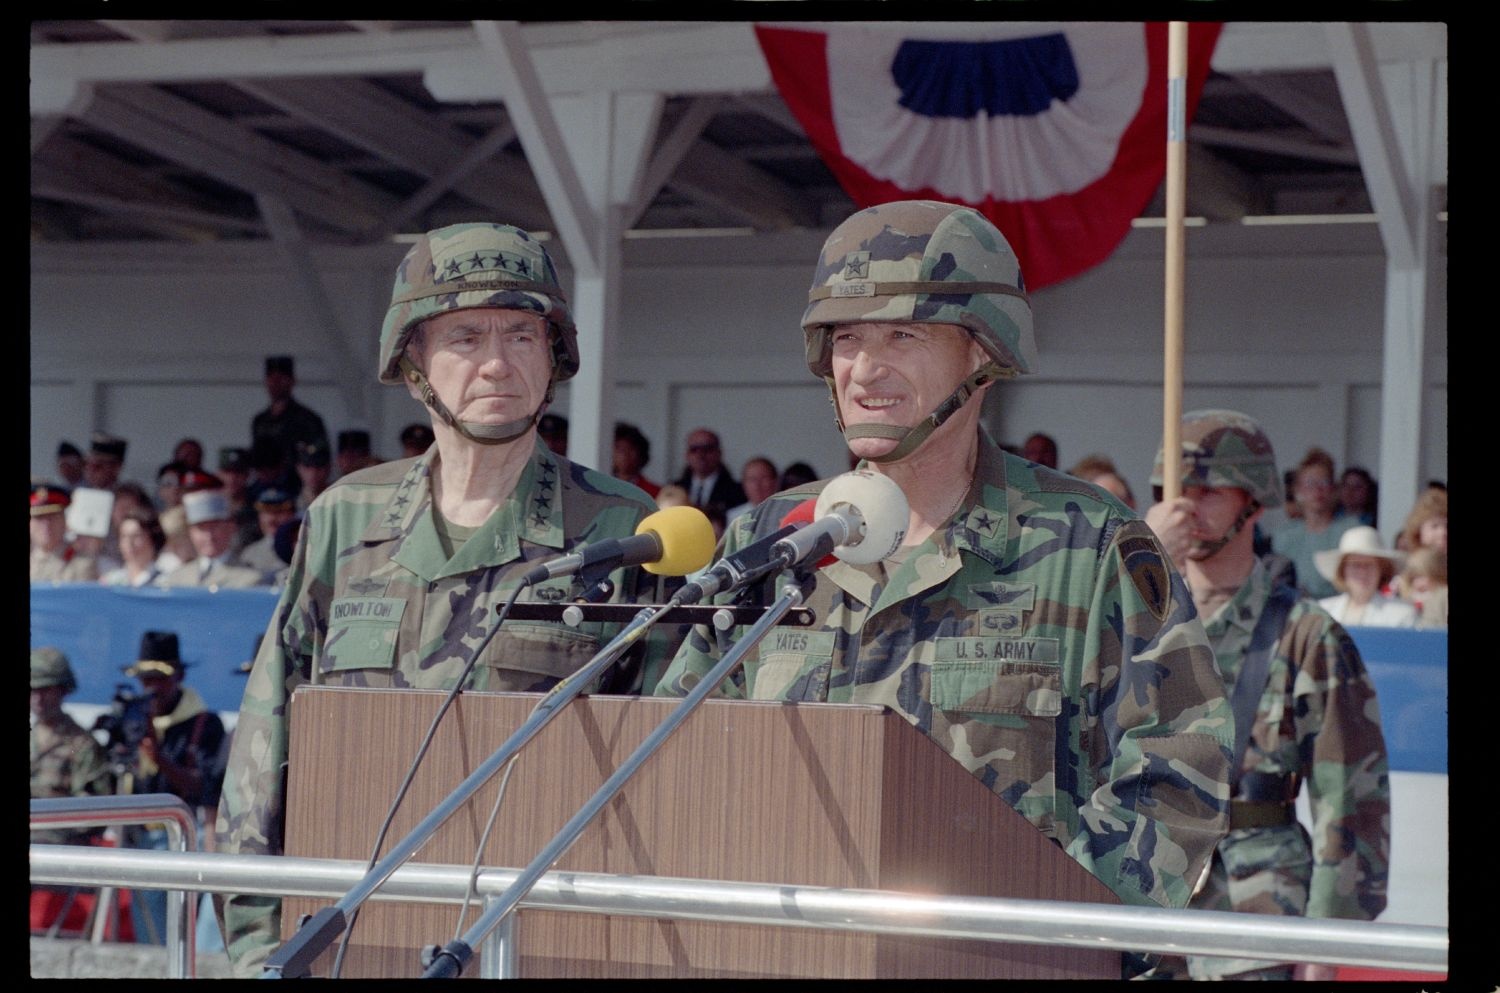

{"left": 1116, "top": 527, "right": 1170, "bottom": 622}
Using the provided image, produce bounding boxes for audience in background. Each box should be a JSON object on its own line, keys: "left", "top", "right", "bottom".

{"left": 1397, "top": 486, "right": 1447, "bottom": 555}
{"left": 1336, "top": 466, "right": 1378, "bottom": 527}
{"left": 537, "top": 413, "right": 569, "bottom": 457}
{"left": 56, "top": 442, "right": 84, "bottom": 488}
{"left": 398, "top": 422, "right": 435, "bottom": 459}
{"left": 1397, "top": 546, "right": 1448, "bottom": 629}
{"left": 1314, "top": 525, "right": 1417, "bottom": 628}
{"left": 675, "top": 428, "right": 745, "bottom": 515}
{"left": 778, "top": 461, "right": 818, "bottom": 491}
{"left": 1270, "top": 447, "right": 1358, "bottom": 599}
{"left": 101, "top": 507, "right": 166, "bottom": 588}
{"left": 655, "top": 483, "right": 689, "bottom": 509}
{"left": 728, "top": 456, "right": 779, "bottom": 523}
{"left": 83, "top": 432, "right": 128, "bottom": 491}
{"left": 335, "top": 429, "right": 379, "bottom": 477}
{"left": 613, "top": 422, "right": 661, "bottom": 498}
{"left": 294, "top": 440, "right": 333, "bottom": 514}
{"left": 172, "top": 437, "right": 205, "bottom": 471}
{"left": 1021, "top": 431, "right": 1059, "bottom": 469}
{"left": 156, "top": 461, "right": 190, "bottom": 512}
{"left": 31, "top": 483, "right": 99, "bottom": 583}
{"left": 156, "top": 506, "right": 195, "bottom": 575}
{"left": 1065, "top": 453, "right": 1136, "bottom": 510}
{"left": 237, "top": 487, "right": 298, "bottom": 581}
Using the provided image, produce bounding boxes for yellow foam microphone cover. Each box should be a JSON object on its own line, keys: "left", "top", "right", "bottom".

{"left": 638, "top": 504, "right": 717, "bottom": 576}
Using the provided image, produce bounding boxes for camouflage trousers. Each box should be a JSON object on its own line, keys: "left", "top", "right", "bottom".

{"left": 1145, "top": 823, "right": 1312, "bottom": 980}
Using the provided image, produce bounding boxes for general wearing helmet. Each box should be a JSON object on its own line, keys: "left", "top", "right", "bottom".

{"left": 379, "top": 223, "right": 579, "bottom": 445}
{"left": 31, "top": 647, "right": 77, "bottom": 695}
{"left": 801, "top": 200, "right": 1036, "bottom": 462}
{"left": 1150, "top": 409, "right": 1283, "bottom": 509}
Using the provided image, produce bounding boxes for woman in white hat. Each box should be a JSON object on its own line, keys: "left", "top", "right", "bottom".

{"left": 1314, "top": 525, "right": 1418, "bottom": 628}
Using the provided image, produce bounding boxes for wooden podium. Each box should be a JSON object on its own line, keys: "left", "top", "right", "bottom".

{"left": 284, "top": 686, "right": 1122, "bottom": 978}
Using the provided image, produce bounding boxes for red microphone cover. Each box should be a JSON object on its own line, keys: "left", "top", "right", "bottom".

{"left": 779, "top": 499, "right": 837, "bottom": 569}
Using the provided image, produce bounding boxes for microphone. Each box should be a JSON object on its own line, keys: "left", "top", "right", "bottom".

{"left": 772, "top": 469, "right": 910, "bottom": 567}
{"left": 520, "top": 505, "right": 716, "bottom": 586}
{"left": 671, "top": 470, "right": 910, "bottom": 605}
{"left": 669, "top": 523, "right": 799, "bottom": 606}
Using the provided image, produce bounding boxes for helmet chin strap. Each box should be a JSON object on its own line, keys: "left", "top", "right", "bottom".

{"left": 1192, "top": 499, "right": 1261, "bottom": 559}
{"left": 836, "top": 361, "right": 1007, "bottom": 465}
{"left": 398, "top": 356, "right": 549, "bottom": 447}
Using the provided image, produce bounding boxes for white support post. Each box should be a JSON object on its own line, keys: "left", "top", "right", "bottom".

{"left": 1327, "top": 26, "right": 1443, "bottom": 541}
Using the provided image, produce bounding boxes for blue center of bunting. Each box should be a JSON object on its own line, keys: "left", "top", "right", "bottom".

{"left": 890, "top": 35, "right": 1079, "bottom": 119}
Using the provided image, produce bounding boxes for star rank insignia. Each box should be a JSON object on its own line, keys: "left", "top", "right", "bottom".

{"left": 842, "top": 251, "right": 870, "bottom": 280}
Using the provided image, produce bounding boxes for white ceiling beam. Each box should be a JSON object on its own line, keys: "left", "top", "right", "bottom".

{"left": 31, "top": 23, "right": 1446, "bottom": 113}
{"left": 77, "top": 83, "right": 395, "bottom": 235}
{"left": 33, "top": 131, "right": 238, "bottom": 214}
{"left": 1325, "top": 23, "right": 1419, "bottom": 269}
{"left": 30, "top": 23, "right": 772, "bottom": 115}
{"left": 632, "top": 96, "right": 724, "bottom": 228}
{"left": 474, "top": 20, "right": 600, "bottom": 276}
{"left": 728, "top": 93, "right": 806, "bottom": 138}
{"left": 32, "top": 184, "right": 265, "bottom": 236}
{"left": 1211, "top": 22, "right": 1446, "bottom": 73}
{"left": 668, "top": 140, "right": 820, "bottom": 230}
{"left": 255, "top": 193, "right": 368, "bottom": 419}
{"left": 232, "top": 77, "right": 549, "bottom": 227}
{"left": 1189, "top": 124, "right": 1361, "bottom": 166}
{"left": 374, "top": 120, "right": 530, "bottom": 239}
{"left": 1230, "top": 73, "right": 1352, "bottom": 144}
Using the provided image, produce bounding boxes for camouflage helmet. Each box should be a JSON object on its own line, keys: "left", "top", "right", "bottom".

{"left": 1151, "top": 409, "right": 1283, "bottom": 508}
{"left": 801, "top": 199, "right": 1036, "bottom": 378}
{"left": 377, "top": 223, "right": 579, "bottom": 386}
{"left": 31, "top": 647, "right": 76, "bottom": 693}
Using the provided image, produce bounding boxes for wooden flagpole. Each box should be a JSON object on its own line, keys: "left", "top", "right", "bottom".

{"left": 1162, "top": 22, "right": 1189, "bottom": 501}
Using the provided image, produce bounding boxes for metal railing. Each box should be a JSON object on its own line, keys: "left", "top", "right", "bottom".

{"left": 30, "top": 844, "right": 1448, "bottom": 980}
{"left": 30, "top": 794, "right": 199, "bottom": 979}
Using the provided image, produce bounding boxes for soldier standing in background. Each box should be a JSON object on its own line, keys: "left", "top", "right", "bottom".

{"left": 31, "top": 648, "right": 114, "bottom": 843}
{"left": 250, "top": 356, "right": 329, "bottom": 486}
{"left": 657, "top": 201, "right": 1234, "bottom": 951}
{"left": 1143, "top": 409, "right": 1390, "bottom": 981}
{"left": 217, "top": 221, "right": 674, "bottom": 977}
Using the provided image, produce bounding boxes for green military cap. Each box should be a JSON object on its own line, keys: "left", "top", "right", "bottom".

{"left": 31, "top": 647, "right": 77, "bottom": 693}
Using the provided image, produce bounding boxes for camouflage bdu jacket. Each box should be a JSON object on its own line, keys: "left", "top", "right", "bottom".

{"left": 217, "top": 441, "right": 667, "bottom": 976}
{"left": 657, "top": 440, "right": 1235, "bottom": 911}
{"left": 31, "top": 714, "right": 115, "bottom": 846}
{"left": 1181, "top": 555, "right": 1389, "bottom": 980}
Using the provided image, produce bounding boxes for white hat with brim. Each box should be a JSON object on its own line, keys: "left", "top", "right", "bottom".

{"left": 1314, "top": 525, "right": 1406, "bottom": 583}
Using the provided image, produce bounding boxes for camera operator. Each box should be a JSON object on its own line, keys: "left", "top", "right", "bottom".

{"left": 116, "top": 631, "right": 226, "bottom": 947}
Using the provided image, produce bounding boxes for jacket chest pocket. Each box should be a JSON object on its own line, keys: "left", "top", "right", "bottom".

{"left": 320, "top": 596, "right": 408, "bottom": 676}
{"left": 929, "top": 637, "right": 1062, "bottom": 716}
{"left": 751, "top": 630, "right": 837, "bottom": 701}
{"left": 483, "top": 621, "right": 602, "bottom": 691}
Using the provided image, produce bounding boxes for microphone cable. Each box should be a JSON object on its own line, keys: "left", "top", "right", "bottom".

{"left": 331, "top": 574, "right": 528, "bottom": 979}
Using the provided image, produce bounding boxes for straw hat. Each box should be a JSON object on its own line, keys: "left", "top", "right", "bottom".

{"left": 1314, "top": 525, "right": 1406, "bottom": 586}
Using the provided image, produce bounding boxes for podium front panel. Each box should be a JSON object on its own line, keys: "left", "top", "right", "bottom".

{"left": 284, "top": 687, "right": 1120, "bottom": 978}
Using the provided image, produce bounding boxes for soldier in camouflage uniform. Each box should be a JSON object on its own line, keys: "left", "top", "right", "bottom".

{"left": 30, "top": 648, "right": 114, "bottom": 846}
{"left": 656, "top": 201, "right": 1235, "bottom": 929}
{"left": 1143, "top": 409, "right": 1390, "bottom": 980}
{"left": 216, "top": 222, "right": 669, "bottom": 977}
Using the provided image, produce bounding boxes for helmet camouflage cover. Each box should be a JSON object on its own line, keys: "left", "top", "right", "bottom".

{"left": 378, "top": 223, "right": 579, "bottom": 385}
{"left": 1151, "top": 408, "right": 1283, "bottom": 508}
{"left": 31, "top": 647, "right": 76, "bottom": 693}
{"left": 801, "top": 199, "right": 1037, "bottom": 378}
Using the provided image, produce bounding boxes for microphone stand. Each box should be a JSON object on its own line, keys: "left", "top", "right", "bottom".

{"left": 420, "top": 572, "right": 814, "bottom": 979}
{"left": 261, "top": 597, "right": 671, "bottom": 979}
